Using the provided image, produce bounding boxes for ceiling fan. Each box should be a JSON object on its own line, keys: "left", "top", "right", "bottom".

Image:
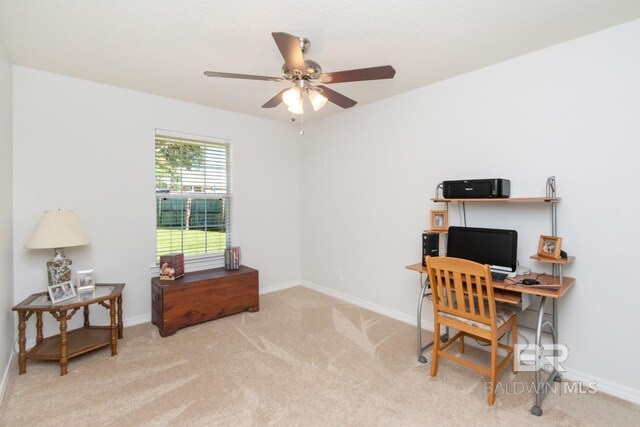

{"left": 204, "top": 32, "right": 396, "bottom": 114}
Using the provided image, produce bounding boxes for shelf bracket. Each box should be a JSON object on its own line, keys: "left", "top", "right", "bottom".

{"left": 546, "top": 176, "right": 560, "bottom": 280}
{"left": 546, "top": 176, "right": 556, "bottom": 199}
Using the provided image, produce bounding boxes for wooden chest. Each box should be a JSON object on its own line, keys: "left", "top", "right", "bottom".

{"left": 151, "top": 265, "right": 259, "bottom": 337}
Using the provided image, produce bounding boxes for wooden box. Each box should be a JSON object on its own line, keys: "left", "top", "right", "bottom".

{"left": 151, "top": 265, "right": 259, "bottom": 337}
{"left": 159, "top": 253, "right": 184, "bottom": 280}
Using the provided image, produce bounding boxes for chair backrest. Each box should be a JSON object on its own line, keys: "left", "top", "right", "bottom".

{"left": 426, "top": 256, "right": 498, "bottom": 331}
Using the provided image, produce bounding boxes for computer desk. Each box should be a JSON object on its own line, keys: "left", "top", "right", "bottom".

{"left": 405, "top": 262, "right": 576, "bottom": 416}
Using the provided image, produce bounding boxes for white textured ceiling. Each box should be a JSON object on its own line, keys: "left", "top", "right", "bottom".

{"left": 1, "top": 1, "right": 640, "bottom": 122}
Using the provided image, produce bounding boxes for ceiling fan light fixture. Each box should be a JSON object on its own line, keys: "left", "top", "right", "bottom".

{"left": 204, "top": 32, "right": 395, "bottom": 116}
{"left": 287, "top": 99, "right": 304, "bottom": 115}
{"left": 282, "top": 86, "right": 302, "bottom": 108}
{"left": 308, "top": 88, "right": 328, "bottom": 111}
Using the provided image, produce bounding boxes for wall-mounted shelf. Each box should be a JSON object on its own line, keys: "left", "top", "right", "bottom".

{"left": 432, "top": 197, "right": 560, "bottom": 203}
{"left": 530, "top": 254, "right": 575, "bottom": 265}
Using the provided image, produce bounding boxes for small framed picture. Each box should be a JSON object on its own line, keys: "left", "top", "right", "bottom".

{"left": 538, "top": 235, "right": 562, "bottom": 259}
{"left": 430, "top": 210, "right": 448, "bottom": 231}
{"left": 77, "top": 269, "right": 96, "bottom": 291}
{"left": 48, "top": 281, "right": 77, "bottom": 304}
{"left": 159, "top": 262, "right": 176, "bottom": 280}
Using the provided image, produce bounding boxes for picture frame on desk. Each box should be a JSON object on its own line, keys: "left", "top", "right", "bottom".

{"left": 538, "top": 235, "right": 562, "bottom": 259}
{"left": 48, "top": 281, "right": 76, "bottom": 304}
{"left": 430, "top": 210, "right": 448, "bottom": 231}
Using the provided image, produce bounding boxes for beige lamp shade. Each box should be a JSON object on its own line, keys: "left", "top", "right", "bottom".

{"left": 24, "top": 210, "right": 91, "bottom": 249}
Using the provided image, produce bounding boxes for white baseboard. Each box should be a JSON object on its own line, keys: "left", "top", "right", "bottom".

{"left": 5, "top": 281, "right": 637, "bottom": 406}
{"left": 299, "top": 280, "right": 640, "bottom": 405}
{"left": 561, "top": 367, "right": 640, "bottom": 405}
{"left": 124, "top": 313, "right": 151, "bottom": 327}
{"left": 0, "top": 350, "right": 15, "bottom": 404}
{"left": 260, "top": 280, "right": 301, "bottom": 295}
{"left": 300, "top": 280, "right": 434, "bottom": 331}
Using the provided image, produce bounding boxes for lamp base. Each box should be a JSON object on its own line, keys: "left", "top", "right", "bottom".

{"left": 47, "top": 248, "right": 72, "bottom": 287}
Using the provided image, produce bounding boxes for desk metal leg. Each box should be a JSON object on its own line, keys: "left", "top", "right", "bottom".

{"left": 531, "top": 296, "right": 561, "bottom": 417}
{"left": 552, "top": 299, "right": 558, "bottom": 339}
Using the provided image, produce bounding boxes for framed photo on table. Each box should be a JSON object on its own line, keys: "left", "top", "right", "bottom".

{"left": 48, "top": 281, "right": 76, "bottom": 304}
{"left": 77, "top": 269, "right": 96, "bottom": 291}
{"left": 430, "top": 210, "right": 448, "bottom": 231}
{"left": 537, "top": 235, "right": 562, "bottom": 259}
{"left": 79, "top": 290, "right": 96, "bottom": 302}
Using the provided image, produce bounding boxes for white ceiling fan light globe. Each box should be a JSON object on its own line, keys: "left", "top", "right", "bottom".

{"left": 282, "top": 86, "right": 302, "bottom": 108}
{"left": 287, "top": 98, "right": 304, "bottom": 115}
{"left": 308, "top": 89, "right": 328, "bottom": 111}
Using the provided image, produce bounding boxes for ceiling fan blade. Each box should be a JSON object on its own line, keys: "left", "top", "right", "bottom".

{"left": 204, "top": 71, "right": 284, "bottom": 82}
{"left": 318, "top": 65, "right": 396, "bottom": 84}
{"left": 262, "top": 88, "right": 288, "bottom": 108}
{"left": 272, "top": 32, "right": 306, "bottom": 75}
{"left": 315, "top": 85, "right": 357, "bottom": 109}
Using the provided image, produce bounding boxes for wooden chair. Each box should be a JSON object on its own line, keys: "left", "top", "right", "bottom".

{"left": 425, "top": 256, "right": 517, "bottom": 406}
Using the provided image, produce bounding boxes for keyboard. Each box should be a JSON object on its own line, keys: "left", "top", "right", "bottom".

{"left": 491, "top": 271, "right": 508, "bottom": 282}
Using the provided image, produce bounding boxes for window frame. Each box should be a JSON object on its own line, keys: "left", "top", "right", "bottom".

{"left": 153, "top": 131, "right": 232, "bottom": 271}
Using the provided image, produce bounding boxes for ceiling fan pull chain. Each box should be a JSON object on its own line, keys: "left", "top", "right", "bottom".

{"left": 300, "top": 113, "right": 304, "bottom": 135}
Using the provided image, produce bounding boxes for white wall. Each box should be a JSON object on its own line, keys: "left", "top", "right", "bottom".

{"left": 12, "top": 68, "right": 301, "bottom": 336}
{"left": 7, "top": 17, "right": 640, "bottom": 403}
{"left": 0, "top": 42, "right": 14, "bottom": 398}
{"left": 302, "top": 19, "right": 640, "bottom": 398}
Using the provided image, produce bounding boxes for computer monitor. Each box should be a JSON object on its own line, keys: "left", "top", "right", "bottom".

{"left": 446, "top": 226, "right": 518, "bottom": 273}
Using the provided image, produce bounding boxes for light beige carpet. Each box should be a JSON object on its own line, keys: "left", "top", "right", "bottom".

{"left": 1, "top": 286, "right": 638, "bottom": 426}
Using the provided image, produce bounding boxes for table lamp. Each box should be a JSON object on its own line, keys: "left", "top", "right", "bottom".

{"left": 24, "top": 210, "right": 91, "bottom": 288}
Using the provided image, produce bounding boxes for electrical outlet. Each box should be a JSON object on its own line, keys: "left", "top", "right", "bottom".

{"left": 337, "top": 269, "right": 343, "bottom": 281}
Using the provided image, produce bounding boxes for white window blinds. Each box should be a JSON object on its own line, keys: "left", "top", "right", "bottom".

{"left": 155, "top": 134, "right": 231, "bottom": 259}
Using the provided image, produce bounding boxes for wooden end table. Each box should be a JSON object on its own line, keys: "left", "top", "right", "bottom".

{"left": 12, "top": 283, "right": 125, "bottom": 376}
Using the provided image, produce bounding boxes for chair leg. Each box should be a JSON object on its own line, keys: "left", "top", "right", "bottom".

{"left": 459, "top": 334, "right": 465, "bottom": 354}
{"left": 488, "top": 340, "right": 498, "bottom": 406}
{"left": 431, "top": 319, "right": 440, "bottom": 377}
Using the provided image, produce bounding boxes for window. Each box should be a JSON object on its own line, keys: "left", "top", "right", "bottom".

{"left": 155, "top": 134, "right": 231, "bottom": 261}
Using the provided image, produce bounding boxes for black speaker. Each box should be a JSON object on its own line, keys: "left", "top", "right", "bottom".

{"left": 422, "top": 232, "right": 439, "bottom": 266}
